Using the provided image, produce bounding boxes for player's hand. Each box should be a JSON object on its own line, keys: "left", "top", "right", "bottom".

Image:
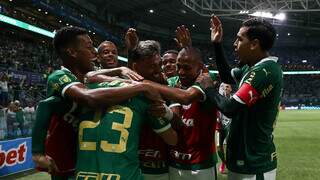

{"left": 125, "top": 28, "right": 139, "bottom": 50}
{"left": 196, "top": 73, "right": 218, "bottom": 90}
{"left": 149, "top": 101, "right": 166, "bottom": 118}
{"left": 46, "top": 155, "right": 60, "bottom": 175}
{"left": 210, "top": 15, "right": 223, "bottom": 43}
{"left": 32, "top": 154, "right": 60, "bottom": 174}
{"left": 119, "top": 67, "right": 144, "bottom": 81}
{"left": 174, "top": 25, "right": 192, "bottom": 49}
{"left": 142, "top": 83, "right": 164, "bottom": 103}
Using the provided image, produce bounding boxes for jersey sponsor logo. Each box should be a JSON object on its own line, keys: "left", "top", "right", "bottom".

{"left": 76, "top": 171, "right": 120, "bottom": 180}
{"left": 59, "top": 75, "right": 72, "bottom": 84}
{"left": 0, "top": 142, "right": 27, "bottom": 168}
{"left": 235, "top": 83, "right": 260, "bottom": 107}
{"left": 139, "top": 149, "right": 161, "bottom": 158}
{"left": 244, "top": 71, "right": 255, "bottom": 85}
{"left": 181, "top": 118, "right": 194, "bottom": 127}
{"left": 261, "top": 84, "right": 273, "bottom": 97}
{"left": 142, "top": 161, "right": 167, "bottom": 169}
{"left": 170, "top": 150, "right": 192, "bottom": 161}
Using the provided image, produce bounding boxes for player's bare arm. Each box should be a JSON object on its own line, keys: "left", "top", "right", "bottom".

{"left": 210, "top": 15, "right": 235, "bottom": 84}
{"left": 125, "top": 28, "right": 139, "bottom": 51}
{"left": 143, "top": 80, "right": 204, "bottom": 105}
{"left": 64, "top": 81, "right": 162, "bottom": 108}
{"left": 85, "top": 66, "right": 143, "bottom": 81}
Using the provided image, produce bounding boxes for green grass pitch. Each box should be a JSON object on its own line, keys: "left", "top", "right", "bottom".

{"left": 6, "top": 110, "right": 320, "bottom": 180}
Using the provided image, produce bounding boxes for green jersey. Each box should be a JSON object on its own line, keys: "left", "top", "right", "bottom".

{"left": 76, "top": 80, "right": 171, "bottom": 180}
{"left": 47, "top": 67, "right": 80, "bottom": 98}
{"left": 228, "top": 56, "right": 283, "bottom": 174}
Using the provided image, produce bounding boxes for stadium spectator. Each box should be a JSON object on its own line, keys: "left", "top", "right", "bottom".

{"left": 0, "top": 73, "right": 9, "bottom": 106}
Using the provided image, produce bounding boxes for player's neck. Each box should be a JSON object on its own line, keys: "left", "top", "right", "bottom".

{"left": 249, "top": 52, "right": 269, "bottom": 67}
{"left": 63, "top": 64, "right": 86, "bottom": 82}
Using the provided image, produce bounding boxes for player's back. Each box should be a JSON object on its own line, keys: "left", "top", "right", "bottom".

{"left": 76, "top": 81, "right": 170, "bottom": 180}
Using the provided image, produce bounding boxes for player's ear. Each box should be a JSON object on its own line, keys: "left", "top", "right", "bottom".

{"left": 131, "top": 62, "right": 138, "bottom": 71}
{"left": 66, "top": 47, "right": 77, "bottom": 58}
{"left": 250, "top": 39, "right": 260, "bottom": 51}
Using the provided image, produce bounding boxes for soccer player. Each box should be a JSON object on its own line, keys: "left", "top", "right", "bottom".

{"left": 167, "top": 46, "right": 218, "bottom": 180}
{"left": 97, "top": 40, "right": 119, "bottom": 69}
{"left": 127, "top": 40, "right": 171, "bottom": 180}
{"left": 32, "top": 26, "right": 162, "bottom": 179}
{"left": 196, "top": 16, "right": 283, "bottom": 180}
{"left": 216, "top": 83, "right": 232, "bottom": 174}
{"left": 75, "top": 80, "right": 178, "bottom": 180}
{"left": 162, "top": 50, "right": 178, "bottom": 79}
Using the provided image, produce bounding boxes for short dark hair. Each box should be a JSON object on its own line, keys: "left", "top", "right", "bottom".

{"left": 242, "top": 18, "right": 276, "bottom": 51}
{"left": 53, "top": 26, "right": 88, "bottom": 57}
{"left": 162, "top": 50, "right": 179, "bottom": 56}
{"left": 179, "top": 47, "right": 203, "bottom": 63}
{"left": 128, "top": 40, "right": 161, "bottom": 66}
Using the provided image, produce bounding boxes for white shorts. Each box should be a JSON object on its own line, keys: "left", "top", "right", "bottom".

{"left": 143, "top": 173, "right": 169, "bottom": 180}
{"left": 228, "top": 169, "right": 277, "bottom": 180}
{"left": 169, "top": 166, "right": 217, "bottom": 180}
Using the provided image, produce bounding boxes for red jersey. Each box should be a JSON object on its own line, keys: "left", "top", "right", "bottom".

{"left": 169, "top": 101, "right": 217, "bottom": 168}
{"left": 39, "top": 114, "right": 77, "bottom": 176}
{"left": 139, "top": 124, "right": 169, "bottom": 174}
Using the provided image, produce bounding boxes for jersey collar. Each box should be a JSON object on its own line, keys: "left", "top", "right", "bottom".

{"left": 61, "top": 66, "right": 72, "bottom": 73}
{"left": 254, "top": 56, "right": 278, "bottom": 67}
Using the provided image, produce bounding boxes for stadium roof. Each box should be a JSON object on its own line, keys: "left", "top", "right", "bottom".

{"left": 72, "top": 0, "right": 320, "bottom": 44}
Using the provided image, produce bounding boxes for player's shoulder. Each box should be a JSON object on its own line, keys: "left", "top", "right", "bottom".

{"left": 47, "top": 68, "right": 77, "bottom": 82}
{"left": 254, "top": 56, "right": 280, "bottom": 70}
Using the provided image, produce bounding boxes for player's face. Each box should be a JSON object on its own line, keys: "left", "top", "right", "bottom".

{"left": 75, "top": 34, "right": 96, "bottom": 73}
{"left": 162, "top": 53, "right": 177, "bottom": 78}
{"left": 177, "top": 51, "right": 201, "bottom": 87}
{"left": 224, "top": 84, "right": 232, "bottom": 96}
{"left": 134, "top": 54, "right": 162, "bottom": 83}
{"left": 98, "top": 43, "right": 118, "bottom": 69}
{"left": 233, "top": 26, "right": 253, "bottom": 66}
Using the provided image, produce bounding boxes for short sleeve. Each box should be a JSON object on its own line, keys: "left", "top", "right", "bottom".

{"left": 149, "top": 117, "right": 171, "bottom": 134}
{"left": 47, "top": 70, "right": 81, "bottom": 98}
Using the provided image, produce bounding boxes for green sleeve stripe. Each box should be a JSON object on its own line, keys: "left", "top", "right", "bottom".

{"left": 191, "top": 85, "right": 206, "bottom": 102}
{"left": 61, "top": 82, "right": 82, "bottom": 98}
{"left": 153, "top": 123, "right": 171, "bottom": 134}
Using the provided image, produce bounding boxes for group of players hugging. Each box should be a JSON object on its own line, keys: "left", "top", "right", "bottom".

{"left": 32, "top": 15, "right": 283, "bottom": 180}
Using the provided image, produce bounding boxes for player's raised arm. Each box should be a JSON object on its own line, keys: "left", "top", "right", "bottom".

{"left": 210, "top": 15, "right": 235, "bottom": 84}
{"left": 174, "top": 25, "right": 192, "bottom": 49}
